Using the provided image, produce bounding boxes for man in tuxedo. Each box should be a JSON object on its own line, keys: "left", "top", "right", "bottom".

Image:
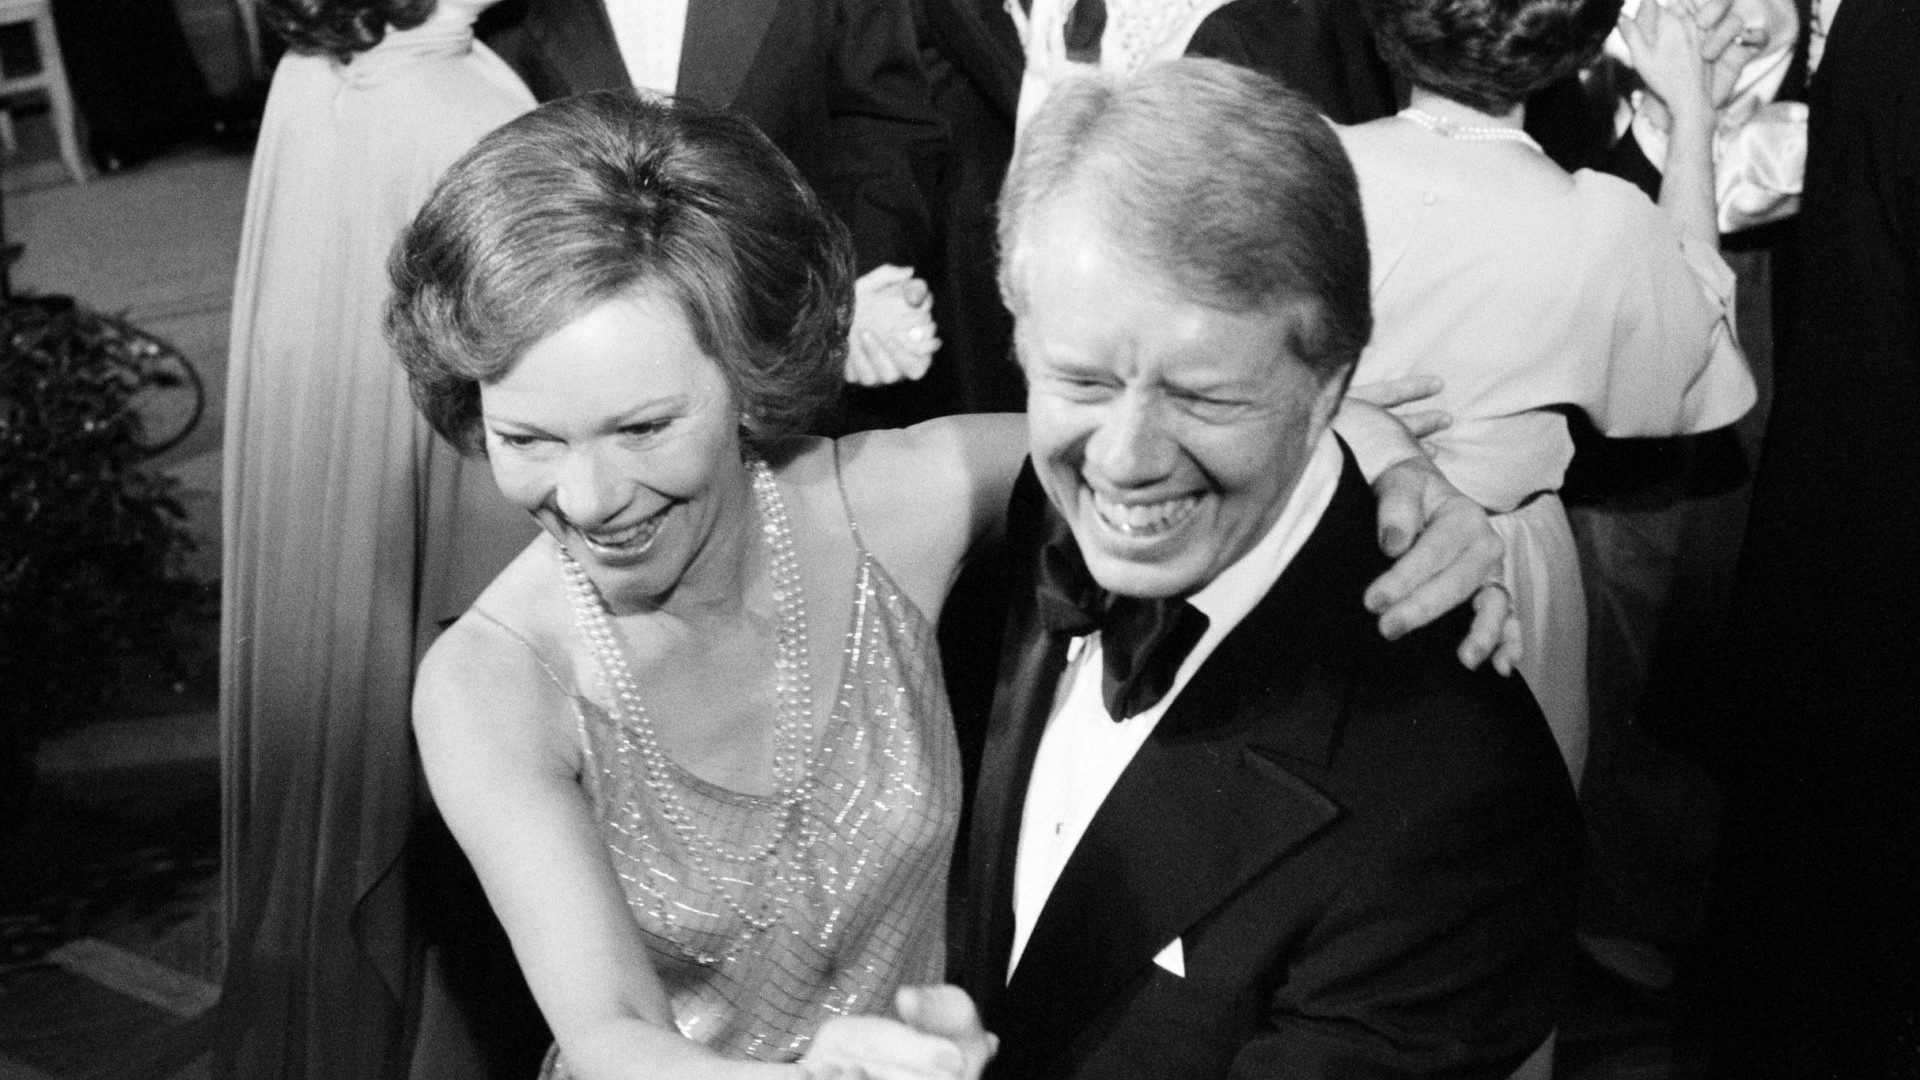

{"left": 951, "top": 60, "right": 1581, "bottom": 1078}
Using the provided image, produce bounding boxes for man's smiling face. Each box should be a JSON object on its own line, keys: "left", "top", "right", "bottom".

{"left": 1011, "top": 202, "right": 1345, "bottom": 600}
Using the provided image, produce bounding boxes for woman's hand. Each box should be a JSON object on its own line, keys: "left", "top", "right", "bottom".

{"left": 801, "top": 1012, "right": 971, "bottom": 1080}
{"left": 1365, "top": 455, "right": 1522, "bottom": 674}
{"left": 847, "top": 265, "right": 940, "bottom": 386}
{"left": 1692, "top": 0, "right": 1770, "bottom": 108}
{"left": 895, "top": 986, "right": 997, "bottom": 1080}
{"left": 1621, "top": 0, "right": 1716, "bottom": 131}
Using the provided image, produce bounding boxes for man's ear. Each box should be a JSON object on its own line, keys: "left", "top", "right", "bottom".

{"left": 1309, "top": 363, "right": 1353, "bottom": 431}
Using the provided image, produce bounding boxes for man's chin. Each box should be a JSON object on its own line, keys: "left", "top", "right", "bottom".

{"left": 1078, "top": 547, "right": 1202, "bottom": 600}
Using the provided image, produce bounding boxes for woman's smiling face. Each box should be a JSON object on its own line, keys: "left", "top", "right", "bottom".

{"left": 481, "top": 287, "right": 752, "bottom": 613}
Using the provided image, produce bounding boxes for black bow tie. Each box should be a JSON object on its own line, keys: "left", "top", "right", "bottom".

{"left": 1034, "top": 529, "right": 1210, "bottom": 721}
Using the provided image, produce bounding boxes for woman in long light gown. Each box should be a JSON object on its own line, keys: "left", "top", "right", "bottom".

{"left": 217, "top": 0, "right": 534, "bottom": 1071}
{"left": 1334, "top": 0, "right": 1758, "bottom": 783}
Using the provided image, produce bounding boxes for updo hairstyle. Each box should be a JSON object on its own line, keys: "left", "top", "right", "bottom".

{"left": 1366, "top": 0, "right": 1622, "bottom": 113}
{"left": 259, "top": 0, "right": 435, "bottom": 62}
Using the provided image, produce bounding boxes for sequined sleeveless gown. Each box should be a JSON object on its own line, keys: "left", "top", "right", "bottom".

{"left": 529, "top": 482, "right": 961, "bottom": 1075}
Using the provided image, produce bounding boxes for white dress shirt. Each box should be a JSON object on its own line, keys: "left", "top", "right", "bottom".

{"left": 1006, "top": 430, "right": 1344, "bottom": 979}
{"left": 606, "top": 0, "right": 690, "bottom": 94}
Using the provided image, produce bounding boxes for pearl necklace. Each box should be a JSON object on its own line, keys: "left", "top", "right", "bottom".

{"left": 558, "top": 451, "right": 818, "bottom": 953}
{"left": 1399, "top": 107, "right": 1543, "bottom": 152}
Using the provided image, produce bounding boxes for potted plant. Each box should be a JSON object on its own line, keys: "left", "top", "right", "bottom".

{"left": 1, "top": 296, "right": 214, "bottom": 822}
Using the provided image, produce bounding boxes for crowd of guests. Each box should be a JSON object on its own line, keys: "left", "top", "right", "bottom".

{"left": 212, "top": 0, "right": 1917, "bottom": 1074}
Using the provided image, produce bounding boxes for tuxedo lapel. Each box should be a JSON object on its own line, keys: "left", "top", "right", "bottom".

{"left": 963, "top": 464, "right": 1076, "bottom": 1011}
{"left": 993, "top": 455, "right": 1387, "bottom": 1055}
{"left": 678, "top": 0, "right": 782, "bottom": 107}
{"left": 1000, "top": 732, "right": 1341, "bottom": 1054}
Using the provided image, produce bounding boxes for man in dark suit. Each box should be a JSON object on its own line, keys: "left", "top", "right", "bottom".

{"left": 479, "top": 0, "right": 946, "bottom": 429}
{"left": 484, "top": 0, "right": 940, "bottom": 271}
{"left": 947, "top": 60, "right": 1581, "bottom": 1078}
{"left": 1692, "top": 0, "right": 1920, "bottom": 1074}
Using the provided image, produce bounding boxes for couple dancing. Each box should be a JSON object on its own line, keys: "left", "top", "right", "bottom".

{"left": 389, "top": 60, "right": 1579, "bottom": 1079}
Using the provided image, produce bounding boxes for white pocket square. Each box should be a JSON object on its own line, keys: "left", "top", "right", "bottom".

{"left": 1152, "top": 938, "right": 1185, "bottom": 977}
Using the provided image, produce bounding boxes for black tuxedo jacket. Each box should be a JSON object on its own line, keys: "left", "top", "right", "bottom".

{"left": 956, "top": 453, "right": 1581, "bottom": 1078}
{"left": 482, "top": 0, "right": 944, "bottom": 271}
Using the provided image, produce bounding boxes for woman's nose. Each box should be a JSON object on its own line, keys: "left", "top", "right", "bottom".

{"left": 553, "top": 447, "right": 626, "bottom": 528}
{"left": 1085, "top": 390, "right": 1175, "bottom": 486}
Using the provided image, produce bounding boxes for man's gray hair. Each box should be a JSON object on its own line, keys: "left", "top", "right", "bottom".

{"left": 998, "top": 58, "right": 1372, "bottom": 379}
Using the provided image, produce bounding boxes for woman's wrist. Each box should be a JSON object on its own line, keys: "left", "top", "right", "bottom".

{"left": 1665, "top": 100, "right": 1717, "bottom": 139}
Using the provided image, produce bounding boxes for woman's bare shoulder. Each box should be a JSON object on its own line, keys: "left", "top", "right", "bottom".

{"left": 817, "top": 417, "right": 1027, "bottom": 613}
{"left": 415, "top": 540, "right": 580, "bottom": 759}
{"left": 832, "top": 417, "right": 1023, "bottom": 533}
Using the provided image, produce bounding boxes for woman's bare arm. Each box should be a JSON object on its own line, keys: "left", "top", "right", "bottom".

{"left": 414, "top": 614, "right": 967, "bottom": 1080}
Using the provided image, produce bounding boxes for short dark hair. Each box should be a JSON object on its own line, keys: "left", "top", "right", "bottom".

{"left": 387, "top": 89, "right": 855, "bottom": 453}
{"left": 260, "top": 0, "right": 434, "bottom": 62}
{"left": 998, "top": 59, "right": 1371, "bottom": 383}
{"left": 1366, "top": 0, "right": 1621, "bottom": 113}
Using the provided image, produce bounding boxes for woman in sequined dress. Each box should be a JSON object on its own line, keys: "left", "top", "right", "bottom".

{"left": 389, "top": 90, "right": 1015, "bottom": 1080}
{"left": 387, "top": 84, "right": 1524, "bottom": 1080}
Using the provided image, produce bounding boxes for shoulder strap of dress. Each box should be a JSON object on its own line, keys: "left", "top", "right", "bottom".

{"left": 829, "top": 438, "right": 872, "bottom": 557}
{"left": 467, "top": 606, "right": 573, "bottom": 696}
{"left": 466, "top": 605, "right": 600, "bottom": 781}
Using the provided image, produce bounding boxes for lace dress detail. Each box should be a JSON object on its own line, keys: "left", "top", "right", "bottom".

{"left": 536, "top": 481, "right": 960, "bottom": 1074}
{"left": 1102, "top": 0, "right": 1210, "bottom": 72}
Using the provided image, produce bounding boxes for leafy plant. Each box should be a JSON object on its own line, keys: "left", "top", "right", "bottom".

{"left": 1, "top": 298, "right": 215, "bottom": 810}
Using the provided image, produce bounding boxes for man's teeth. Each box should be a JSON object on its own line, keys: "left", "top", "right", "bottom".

{"left": 1092, "top": 493, "right": 1200, "bottom": 536}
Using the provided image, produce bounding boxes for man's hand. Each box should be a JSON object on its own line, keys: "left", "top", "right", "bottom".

{"left": 1345, "top": 374, "right": 1452, "bottom": 442}
{"left": 1365, "top": 455, "right": 1521, "bottom": 673}
{"left": 847, "top": 265, "right": 941, "bottom": 386}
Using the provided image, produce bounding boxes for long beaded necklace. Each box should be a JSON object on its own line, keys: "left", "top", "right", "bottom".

{"left": 558, "top": 451, "right": 819, "bottom": 958}
{"left": 1399, "top": 106, "right": 1543, "bottom": 152}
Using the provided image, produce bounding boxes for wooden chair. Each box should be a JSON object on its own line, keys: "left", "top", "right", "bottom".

{"left": 0, "top": 0, "right": 89, "bottom": 182}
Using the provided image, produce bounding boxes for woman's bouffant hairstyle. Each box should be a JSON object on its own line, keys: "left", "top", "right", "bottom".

{"left": 259, "top": 0, "right": 434, "bottom": 62}
{"left": 998, "top": 59, "right": 1371, "bottom": 383}
{"left": 1366, "top": 0, "right": 1621, "bottom": 113}
{"left": 387, "top": 89, "right": 855, "bottom": 452}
